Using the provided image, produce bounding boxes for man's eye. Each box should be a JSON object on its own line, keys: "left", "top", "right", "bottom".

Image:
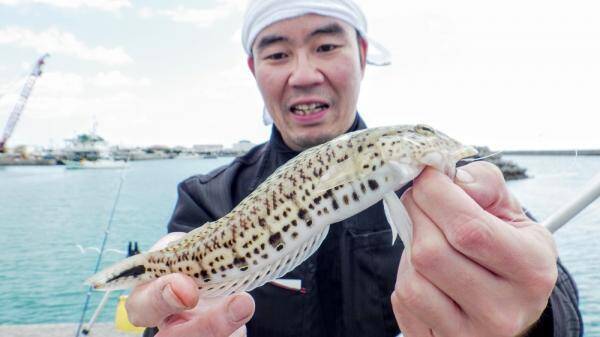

{"left": 266, "top": 52, "right": 287, "bottom": 60}
{"left": 317, "top": 44, "right": 338, "bottom": 52}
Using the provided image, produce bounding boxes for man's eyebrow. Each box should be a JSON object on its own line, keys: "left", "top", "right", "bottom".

{"left": 309, "top": 23, "right": 346, "bottom": 38}
{"left": 254, "top": 23, "right": 346, "bottom": 53}
{"left": 256, "top": 35, "right": 288, "bottom": 52}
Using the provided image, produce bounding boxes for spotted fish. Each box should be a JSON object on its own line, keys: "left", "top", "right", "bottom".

{"left": 86, "top": 124, "right": 477, "bottom": 296}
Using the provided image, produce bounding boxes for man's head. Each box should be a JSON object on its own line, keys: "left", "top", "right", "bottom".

{"left": 248, "top": 14, "right": 366, "bottom": 151}
{"left": 242, "top": 0, "right": 389, "bottom": 151}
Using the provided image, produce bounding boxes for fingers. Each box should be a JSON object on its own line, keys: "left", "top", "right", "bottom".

{"left": 392, "top": 251, "right": 464, "bottom": 337}
{"left": 454, "top": 162, "right": 527, "bottom": 224}
{"left": 126, "top": 273, "right": 200, "bottom": 327}
{"left": 392, "top": 162, "right": 559, "bottom": 336}
{"left": 391, "top": 295, "right": 434, "bottom": 337}
{"left": 126, "top": 231, "right": 196, "bottom": 327}
{"left": 156, "top": 293, "right": 255, "bottom": 337}
{"left": 403, "top": 191, "right": 513, "bottom": 320}
{"left": 411, "top": 164, "right": 539, "bottom": 279}
{"left": 456, "top": 162, "right": 558, "bottom": 262}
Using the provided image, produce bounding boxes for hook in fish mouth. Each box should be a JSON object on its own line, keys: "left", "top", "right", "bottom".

{"left": 455, "top": 145, "right": 479, "bottom": 161}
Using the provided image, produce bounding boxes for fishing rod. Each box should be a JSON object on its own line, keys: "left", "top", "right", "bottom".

{"left": 80, "top": 242, "right": 140, "bottom": 335}
{"left": 543, "top": 171, "right": 600, "bottom": 233}
{"left": 74, "top": 165, "right": 129, "bottom": 337}
{"left": 80, "top": 290, "right": 113, "bottom": 335}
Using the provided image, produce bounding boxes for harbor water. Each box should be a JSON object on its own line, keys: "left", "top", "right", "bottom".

{"left": 0, "top": 156, "right": 598, "bottom": 334}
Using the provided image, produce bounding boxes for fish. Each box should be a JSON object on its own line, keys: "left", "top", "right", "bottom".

{"left": 86, "top": 124, "right": 477, "bottom": 296}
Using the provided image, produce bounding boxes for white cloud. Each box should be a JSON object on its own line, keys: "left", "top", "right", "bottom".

{"left": 34, "top": 71, "right": 149, "bottom": 95}
{"left": 137, "top": 7, "right": 154, "bottom": 19}
{"left": 161, "top": 6, "right": 229, "bottom": 26}
{"left": 0, "top": 0, "right": 131, "bottom": 11}
{"left": 0, "top": 27, "right": 133, "bottom": 65}
{"left": 90, "top": 71, "right": 151, "bottom": 87}
{"left": 139, "top": 6, "right": 228, "bottom": 27}
{"left": 35, "top": 71, "right": 86, "bottom": 96}
{"left": 217, "top": 0, "right": 248, "bottom": 11}
{"left": 0, "top": 70, "right": 150, "bottom": 118}
{"left": 231, "top": 28, "right": 242, "bottom": 44}
{"left": 139, "top": 0, "right": 247, "bottom": 27}
{"left": 353, "top": 0, "right": 600, "bottom": 150}
{"left": 0, "top": 70, "right": 153, "bottom": 146}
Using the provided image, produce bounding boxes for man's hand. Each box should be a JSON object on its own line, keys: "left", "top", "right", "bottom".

{"left": 391, "top": 161, "right": 558, "bottom": 337}
{"left": 125, "top": 232, "right": 255, "bottom": 337}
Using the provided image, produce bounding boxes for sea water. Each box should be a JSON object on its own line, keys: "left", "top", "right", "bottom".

{"left": 0, "top": 156, "right": 598, "bottom": 334}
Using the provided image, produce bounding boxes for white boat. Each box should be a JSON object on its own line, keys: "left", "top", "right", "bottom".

{"left": 64, "top": 158, "right": 129, "bottom": 170}
{"left": 63, "top": 133, "right": 128, "bottom": 170}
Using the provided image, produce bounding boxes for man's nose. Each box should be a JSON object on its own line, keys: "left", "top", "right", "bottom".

{"left": 288, "top": 54, "right": 324, "bottom": 88}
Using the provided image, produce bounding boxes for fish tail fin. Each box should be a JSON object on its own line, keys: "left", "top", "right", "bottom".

{"left": 85, "top": 251, "right": 167, "bottom": 291}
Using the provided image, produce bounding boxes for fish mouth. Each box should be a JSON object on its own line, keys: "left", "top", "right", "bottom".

{"left": 289, "top": 102, "right": 330, "bottom": 116}
{"left": 451, "top": 145, "right": 479, "bottom": 163}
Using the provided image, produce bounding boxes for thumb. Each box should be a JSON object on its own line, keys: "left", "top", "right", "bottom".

{"left": 197, "top": 293, "right": 255, "bottom": 336}
{"left": 158, "top": 292, "right": 255, "bottom": 337}
{"left": 126, "top": 232, "right": 197, "bottom": 327}
{"left": 127, "top": 273, "right": 199, "bottom": 327}
{"left": 454, "top": 161, "right": 528, "bottom": 224}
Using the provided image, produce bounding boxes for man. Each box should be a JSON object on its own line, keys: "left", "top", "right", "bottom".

{"left": 127, "top": 0, "right": 582, "bottom": 336}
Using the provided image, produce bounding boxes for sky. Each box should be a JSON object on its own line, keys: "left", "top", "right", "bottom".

{"left": 0, "top": 0, "right": 599, "bottom": 150}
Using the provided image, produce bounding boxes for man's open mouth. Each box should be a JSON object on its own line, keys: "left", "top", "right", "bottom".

{"left": 290, "top": 103, "right": 329, "bottom": 116}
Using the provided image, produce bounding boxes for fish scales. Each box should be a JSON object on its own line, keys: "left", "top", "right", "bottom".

{"left": 87, "top": 125, "right": 477, "bottom": 295}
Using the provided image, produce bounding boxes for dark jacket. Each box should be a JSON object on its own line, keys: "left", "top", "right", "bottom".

{"left": 145, "top": 115, "right": 582, "bottom": 337}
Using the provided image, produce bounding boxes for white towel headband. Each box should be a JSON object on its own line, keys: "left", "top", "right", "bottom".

{"left": 241, "top": 0, "right": 391, "bottom": 66}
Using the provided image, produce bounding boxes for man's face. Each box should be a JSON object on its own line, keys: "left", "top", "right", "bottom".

{"left": 248, "top": 14, "right": 367, "bottom": 151}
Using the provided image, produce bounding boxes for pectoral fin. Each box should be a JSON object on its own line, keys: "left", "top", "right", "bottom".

{"left": 383, "top": 199, "right": 399, "bottom": 245}
{"left": 383, "top": 192, "right": 413, "bottom": 248}
{"left": 388, "top": 160, "right": 423, "bottom": 184}
{"left": 315, "top": 159, "right": 358, "bottom": 194}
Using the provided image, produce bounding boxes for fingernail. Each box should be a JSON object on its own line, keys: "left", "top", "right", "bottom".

{"left": 455, "top": 168, "right": 474, "bottom": 183}
{"left": 162, "top": 284, "right": 186, "bottom": 310}
{"left": 228, "top": 294, "right": 253, "bottom": 323}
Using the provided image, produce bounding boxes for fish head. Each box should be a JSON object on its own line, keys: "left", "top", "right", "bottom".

{"left": 378, "top": 124, "right": 478, "bottom": 177}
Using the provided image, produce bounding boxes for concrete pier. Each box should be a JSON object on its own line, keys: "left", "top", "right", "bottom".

{"left": 0, "top": 323, "right": 139, "bottom": 337}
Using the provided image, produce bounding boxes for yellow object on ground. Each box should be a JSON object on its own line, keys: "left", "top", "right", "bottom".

{"left": 115, "top": 295, "right": 145, "bottom": 333}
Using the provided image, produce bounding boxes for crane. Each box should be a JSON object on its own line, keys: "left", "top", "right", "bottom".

{"left": 0, "top": 53, "right": 50, "bottom": 153}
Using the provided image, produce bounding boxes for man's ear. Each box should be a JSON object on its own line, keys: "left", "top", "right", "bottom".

{"left": 247, "top": 56, "right": 256, "bottom": 77}
{"left": 358, "top": 36, "right": 368, "bottom": 74}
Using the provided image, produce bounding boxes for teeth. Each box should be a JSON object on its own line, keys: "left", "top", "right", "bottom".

{"left": 296, "top": 103, "right": 320, "bottom": 110}
{"left": 291, "top": 103, "right": 327, "bottom": 116}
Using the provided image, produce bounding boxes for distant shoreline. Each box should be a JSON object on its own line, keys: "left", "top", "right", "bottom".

{"left": 502, "top": 150, "right": 600, "bottom": 156}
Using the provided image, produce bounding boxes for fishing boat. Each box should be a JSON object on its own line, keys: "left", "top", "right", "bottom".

{"left": 63, "top": 133, "right": 128, "bottom": 170}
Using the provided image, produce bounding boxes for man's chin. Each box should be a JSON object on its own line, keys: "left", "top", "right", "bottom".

{"left": 292, "top": 133, "right": 337, "bottom": 150}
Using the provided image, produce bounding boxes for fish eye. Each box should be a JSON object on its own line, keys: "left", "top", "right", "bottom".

{"left": 415, "top": 124, "right": 435, "bottom": 136}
